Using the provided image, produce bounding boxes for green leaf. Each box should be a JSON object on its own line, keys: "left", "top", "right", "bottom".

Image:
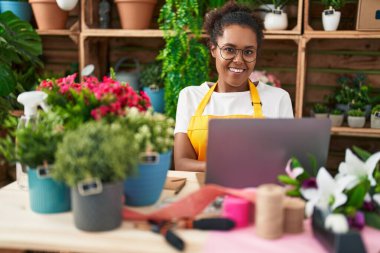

{"left": 346, "top": 183, "right": 368, "bottom": 208}
{"left": 0, "top": 63, "right": 16, "bottom": 96}
{"left": 352, "top": 146, "right": 371, "bottom": 161}
{"left": 278, "top": 175, "right": 299, "bottom": 186}
{"left": 286, "top": 188, "right": 302, "bottom": 197}
{"left": 364, "top": 212, "right": 380, "bottom": 230}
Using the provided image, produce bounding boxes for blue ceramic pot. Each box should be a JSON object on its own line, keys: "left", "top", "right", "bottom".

{"left": 143, "top": 87, "right": 165, "bottom": 113}
{"left": 28, "top": 167, "right": 71, "bottom": 214}
{"left": 0, "top": 2, "right": 32, "bottom": 22}
{"left": 124, "top": 151, "right": 172, "bottom": 206}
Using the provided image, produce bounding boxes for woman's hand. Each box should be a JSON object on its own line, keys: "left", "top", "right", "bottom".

{"left": 174, "top": 133, "right": 206, "bottom": 172}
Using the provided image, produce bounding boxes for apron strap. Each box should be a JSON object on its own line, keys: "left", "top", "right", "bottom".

{"left": 194, "top": 80, "right": 263, "bottom": 117}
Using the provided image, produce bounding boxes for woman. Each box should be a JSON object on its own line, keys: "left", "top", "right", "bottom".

{"left": 174, "top": 2, "right": 294, "bottom": 172}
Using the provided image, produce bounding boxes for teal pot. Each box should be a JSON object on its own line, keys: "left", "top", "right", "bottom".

{"left": 28, "top": 166, "right": 71, "bottom": 214}
{"left": 72, "top": 181, "right": 123, "bottom": 232}
{"left": 0, "top": 2, "right": 32, "bottom": 22}
{"left": 124, "top": 151, "right": 172, "bottom": 206}
{"left": 143, "top": 87, "right": 165, "bottom": 113}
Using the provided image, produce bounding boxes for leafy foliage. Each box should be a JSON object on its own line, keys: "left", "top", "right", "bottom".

{"left": 53, "top": 121, "right": 140, "bottom": 186}
{"left": 139, "top": 61, "right": 164, "bottom": 89}
{"left": 348, "top": 109, "right": 365, "bottom": 117}
{"left": 158, "top": 0, "right": 210, "bottom": 118}
{"left": 372, "top": 105, "right": 380, "bottom": 115}
{"left": 15, "top": 112, "right": 64, "bottom": 168}
{"left": 0, "top": 114, "right": 18, "bottom": 162}
{"left": 321, "top": 0, "right": 346, "bottom": 9}
{"left": 313, "top": 103, "right": 328, "bottom": 113}
{"left": 330, "top": 108, "right": 343, "bottom": 115}
{"left": 0, "top": 11, "right": 43, "bottom": 123}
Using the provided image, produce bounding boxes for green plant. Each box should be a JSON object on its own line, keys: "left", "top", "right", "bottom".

{"left": 321, "top": 0, "right": 346, "bottom": 9}
{"left": 158, "top": 0, "right": 210, "bottom": 118}
{"left": 15, "top": 112, "right": 64, "bottom": 168}
{"left": 121, "top": 108, "right": 175, "bottom": 154}
{"left": 52, "top": 121, "right": 139, "bottom": 186}
{"left": 139, "top": 61, "right": 164, "bottom": 89}
{"left": 330, "top": 108, "right": 343, "bottom": 115}
{"left": 0, "top": 12, "right": 43, "bottom": 124}
{"left": 0, "top": 114, "right": 18, "bottom": 163}
{"left": 313, "top": 103, "right": 328, "bottom": 114}
{"left": 348, "top": 109, "right": 365, "bottom": 117}
{"left": 372, "top": 105, "right": 380, "bottom": 115}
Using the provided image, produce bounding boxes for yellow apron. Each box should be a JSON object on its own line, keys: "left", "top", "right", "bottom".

{"left": 187, "top": 80, "right": 264, "bottom": 161}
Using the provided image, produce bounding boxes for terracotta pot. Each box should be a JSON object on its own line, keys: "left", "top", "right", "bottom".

{"left": 115, "top": 0, "right": 157, "bottom": 29}
{"left": 29, "top": 0, "right": 68, "bottom": 30}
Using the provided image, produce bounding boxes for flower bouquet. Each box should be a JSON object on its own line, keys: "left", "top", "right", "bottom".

{"left": 249, "top": 70, "right": 281, "bottom": 88}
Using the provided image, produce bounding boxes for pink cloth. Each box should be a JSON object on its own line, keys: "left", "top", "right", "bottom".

{"left": 203, "top": 220, "right": 380, "bottom": 253}
{"left": 222, "top": 195, "right": 252, "bottom": 228}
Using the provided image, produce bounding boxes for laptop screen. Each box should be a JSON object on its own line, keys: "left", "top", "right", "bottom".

{"left": 206, "top": 118, "right": 331, "bottom": 188}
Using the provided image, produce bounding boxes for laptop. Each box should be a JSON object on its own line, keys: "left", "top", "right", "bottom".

{"left": 206, "top": 118, "right": 331, "bottom": 188}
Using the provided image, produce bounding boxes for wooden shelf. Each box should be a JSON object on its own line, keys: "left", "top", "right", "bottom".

{"left": 331, "top": 127, "right": 380, "bottom": 138}
{"left": 304, "top": 30, "right": 380, "bottom": 39}
{"left": 82, "top": 29, "right": 165, "bottom": 38}
{"left": 37, "top": 30, "right": 79, "bottom": 36}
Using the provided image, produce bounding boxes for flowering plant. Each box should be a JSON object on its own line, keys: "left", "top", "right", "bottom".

{"left": 120, "top": 108, "right": 174, "bottom": 154}
{"left": 38, "top": 73, "right": 151, "bottom": 129}
{"left": 249, "top": 70, "right": 281, "bottom": 88}
{"left": 278, "top": 146, "right": 380, "bottom": 232}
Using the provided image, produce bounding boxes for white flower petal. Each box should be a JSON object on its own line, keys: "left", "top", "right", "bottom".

{"left": 364, "top": 151, "right": 380, "bottom": 186}
{"left": 300, "top": 187, "right": 318, "bottom": 200}
{"left": 305, "top": 198, "right": 318, "bottom": 217}
{"left": 336, "top": 175, "right": 360, "bottom": 191}
{"left": 325, "top": 214, "right": 349, "bottom": 234}
{"left": 345, "top": 149, "right": 366, "bottom": 176}
{"left": 317, "top": 167, "right": 335, "bottom": 195}
{"left": 331, "top": 192, "right": 347, "bottom": 210}
{"left": 292, "top": 167, "right": 304, "bottom": 178}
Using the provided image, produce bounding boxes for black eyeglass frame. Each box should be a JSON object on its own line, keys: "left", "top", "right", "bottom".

{"left": 216, "top": 44, "right": 257, "bottom": 63}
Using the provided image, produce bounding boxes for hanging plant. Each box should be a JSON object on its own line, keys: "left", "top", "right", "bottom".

{"left": 158, "top": 0, "right": 210, "bottom": 118}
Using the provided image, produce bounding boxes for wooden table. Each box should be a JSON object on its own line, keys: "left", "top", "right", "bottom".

{"left": 0, "top": 171, "right": 207, "bottom": 253}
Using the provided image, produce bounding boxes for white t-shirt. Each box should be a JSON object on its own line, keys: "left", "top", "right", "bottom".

{"left": 174, "top": 81, "right": 294, "bottom": 134}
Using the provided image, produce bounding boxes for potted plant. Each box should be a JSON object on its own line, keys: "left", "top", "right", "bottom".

{"left": 0, "top": 1, "right": 32, "bottom": 22}
{"left": 140, "top": 61, "right": 165, "bottom": 113}
{"left": 115, "top": 0, "right": 157, "bottom": 29}
{"left": 347, "top": 109, "right": 365, "bottom": 128}
{"left": 370, "top": 104, "right": 380, "bottom": 129}
{"left": 29, "top": 0, "right": 68, "bottom": 30}
{"left": 15, "top": 111, "right": 70, "bottom": 214}
{"left": 121, "top": 108, "right": 175, "bottom": 206}
{"left": 52, "top": 120, "right": 140, "bottom": 231}
{"left": 321, "top": 0, "right": 346, "bottom": 31}
{"left": 260, "top": 0, "right": 289, "bottom": 30}
{"left": 312, "top": 103, "right": 329, "bottom": 119}
{"left": 329, "top": 109, "right": 344, "bottom": 127}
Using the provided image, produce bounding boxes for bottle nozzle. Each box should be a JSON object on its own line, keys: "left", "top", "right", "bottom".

{"left": 17, "top": 91, "right": 49, "bottom": 117}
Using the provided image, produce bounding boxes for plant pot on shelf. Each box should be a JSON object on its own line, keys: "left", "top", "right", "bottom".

{"left": 124, "top": 151, "right": 172, "bottom": 206}
{"left": 348, "top": 116, "right": 365, "bottom": 128}
{"left": 0, "top": 1, "right": 33, "bottom": 22}
{"left": 114, "top": 0, "right": 157, "bottom": 29}
{"left": 371, "top": 113, "right": 380, "bottom": 129}
{"left": 71, "top": 180, "right": 124, "bottom": 231}
{"left": 29, "top": 0, "right": 68, "bottom": 30}
{"left": 114, "top": 57, "right": 140, "bottom": 91}
{"left": 329, "top": 114, "right": 344, "bottom": 127}
{"left": 264, "top": 9, "right": 288, "bottom": 30}
{"left": 28, "top": 166, "right": 70, "bottom": 214}
{"left": 143, "top": 87, "right": 165, "bottom": 113}
{"left": 322, "top": 8, "right": 341, "bottom": 31}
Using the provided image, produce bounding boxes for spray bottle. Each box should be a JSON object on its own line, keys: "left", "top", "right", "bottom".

{"left": 16, "top": 91, "right": 49, "bottom": 190}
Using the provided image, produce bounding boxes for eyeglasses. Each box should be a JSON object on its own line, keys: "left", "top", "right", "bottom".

{"left": 216, "top": 44, "right": 257, "bottom": 63}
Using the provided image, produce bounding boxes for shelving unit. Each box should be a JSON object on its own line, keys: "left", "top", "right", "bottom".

{"left": 36, "top": 0, "right": 379, "bottom": 169}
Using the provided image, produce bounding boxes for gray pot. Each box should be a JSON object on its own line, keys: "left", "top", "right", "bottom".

{"left": 314, "top": 113, "right": 329, "bottom": 119}
{"left": 329, "top": 114, "right": 344, "bottom": 127}
{"left": 71, "top": 181, "right": 123, "bottom": 232}
{"left": 348, "top": 116, "right": 366, "bottom": 128}
{"left": 371, "top": 114, "right": 380, "bottom": 129}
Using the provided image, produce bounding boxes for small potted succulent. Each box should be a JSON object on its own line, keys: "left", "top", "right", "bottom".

{"left": 52, "top": 121, "right": 140, "bottom": 231}
{"left": 140, "top": 61, "right": 165, "bottom": 113}
{"left": 15, "top": 112, "right": 70, "bottom": 214}
{"left": 121, "top": 108, "right": 175, "bottom": 206}
{"left": 371, "top": 104, "right": 380, "bottom": 129}
{"left": 347, "top": 109, "right": 365, "bottom": 128}
{"left": 329, "top": 109, "right": 344, "bottom": 127}
{"left": 321, "top": 0, "right": 346, "bottom": 31}
{"left": 313, "top": 103, "right": 329, "bottom": 119}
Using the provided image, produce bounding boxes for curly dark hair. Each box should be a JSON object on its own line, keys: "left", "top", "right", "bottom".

{"left": 204, "top": 1, "right": 264, "bottom": 51}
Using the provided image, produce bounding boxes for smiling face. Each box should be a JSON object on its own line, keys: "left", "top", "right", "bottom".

{"left": 211, "top": 24, "right": 258, "bottom": 92}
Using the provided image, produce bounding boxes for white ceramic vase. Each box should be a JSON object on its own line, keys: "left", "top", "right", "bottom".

{"left": 371, "top": 114, "right": 380, "bottom": 129}
{"left": 314, "top": 113, "right": 329, "bottom": 119}
{"left": 264, "top": 10, "right": 288, "bottom": 30}
{"left": 322, "top": 8, "right": 341, "bottom": 31}
{"left": 329, "top": 114, "right": 344, "bottom": 127}
{"left": 56, "top": 0, "right": 77, "bottom": 11}
{"left": 348, "top": 116, "right": 365, "bottom": 128}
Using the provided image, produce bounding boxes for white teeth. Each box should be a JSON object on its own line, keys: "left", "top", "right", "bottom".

{"left": 229, "top": 68, "right": 244, "bottom": 73}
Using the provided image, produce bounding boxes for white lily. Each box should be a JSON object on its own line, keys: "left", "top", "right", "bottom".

{"left": 302, "top": 168, "right": 349, "bottom": 217}
{"left": 337, "top": 149, "right": 380, "bottom": 187}
{"left": 325, "top": 213, "right": 349, "bottom": 234}
{"left": 285, "top": 159, "right": 304, "bottom": 179}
